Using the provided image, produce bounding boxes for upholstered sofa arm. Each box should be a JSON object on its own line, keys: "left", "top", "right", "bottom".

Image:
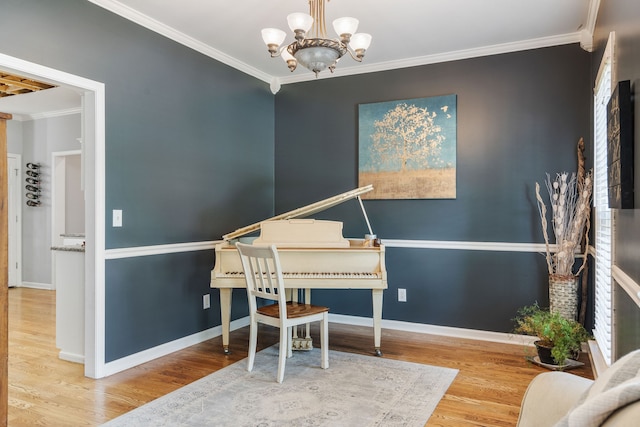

{"left": 517, "top": 372, "right": 594, "bottom": 427}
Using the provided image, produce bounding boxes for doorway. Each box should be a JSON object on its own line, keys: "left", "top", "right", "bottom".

{"left": 0, "top": 52, "right": 105, "bottom": 378}
{"left": 52, "top": 150, "right": 84, "bottom": 248}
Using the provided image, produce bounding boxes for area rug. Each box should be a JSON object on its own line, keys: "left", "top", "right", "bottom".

{"left": 102, "top": 346, "right": 458, "bottom": 427}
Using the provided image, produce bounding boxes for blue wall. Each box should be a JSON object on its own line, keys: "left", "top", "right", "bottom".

{"left": 6, "top": 0, "right": 619, "bottom": 362}
{"left": 274, "top": 45, "right": 592, "bottom": 333}
{"left": 2, "top": 0, "right": 275, "bottom": 361}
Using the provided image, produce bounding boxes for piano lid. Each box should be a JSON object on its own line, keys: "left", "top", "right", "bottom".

{"left": 223, "top": 185, "right": 374, "bottom": 241}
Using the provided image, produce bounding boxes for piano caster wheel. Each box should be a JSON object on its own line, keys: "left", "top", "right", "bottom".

{"left": 223, "top": 347, "right": 230, "bottom": 355}
{"left": 374, "top": 348, "right": 383, "bottom": 357}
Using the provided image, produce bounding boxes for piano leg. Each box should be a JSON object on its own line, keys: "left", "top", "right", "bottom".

{"left": 304, "top": 289, "right": 311, "bottom": 342}
{"left": 220, "top": 288, "right": 232, "bottom": 354}
{"left": 291, "top": 289, "right": 313, "bottom": 351}
{"left": 372, "top": 289, "right": 383, "bottom": 356}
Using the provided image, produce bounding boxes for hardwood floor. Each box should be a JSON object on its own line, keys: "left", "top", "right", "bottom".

{"left": 8, "top": 287, "right": 594, "bottom": 426}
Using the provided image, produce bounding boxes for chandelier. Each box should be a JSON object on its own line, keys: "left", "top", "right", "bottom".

{"left": 261, "top": 0, "right": 372, "bottom": 77}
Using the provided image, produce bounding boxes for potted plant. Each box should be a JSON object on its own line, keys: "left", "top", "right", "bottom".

{"left": 513, "top": 303, "right": 590, "bottom": 366}
{"left": 535, "top": 161, "right": 593, "bottom": 320}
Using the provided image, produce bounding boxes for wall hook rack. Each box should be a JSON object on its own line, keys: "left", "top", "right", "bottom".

{"left": 25, "top": 162, "right": 42, "bottom": 206}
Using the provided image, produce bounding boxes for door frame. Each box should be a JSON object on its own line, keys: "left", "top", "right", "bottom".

{"left": 6, "top": 153, "right": 21, "bottom": 288}
{"left": 0, "top": 52, "right": 106, "bottom": 379}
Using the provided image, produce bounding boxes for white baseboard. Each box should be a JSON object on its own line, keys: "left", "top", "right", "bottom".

{"left": 59, "top": 351, "right": 85, "bottom": 364}
{"left": 102, "top": 317, "right": 250, "bottom": 377}
{"left": 329, "top": 313, "right": 538, "bottom": 347}
{"left": 101, "top": 314, "right": 536, "bottom": 377}
{"left": 19, "top": 282, "right": 54, "bottom": 290}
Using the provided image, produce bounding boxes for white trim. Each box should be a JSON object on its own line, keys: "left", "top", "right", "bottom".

{"left": 102, "top": 317, "right": 250, "bottom": 376}
{"left": 50, "top": 149, "right": 82, "bottom": 157}
{"left": 101, "top": 239, "right": 555, "bottom": 261}
{"left": 580, "top": 0, "right": 601, "bottom": 52}
{"left": 612, "top": 265, "right": 640, "bottom": 308}
{"left": 279, "top": 32, "right": 583, "bottom": 85}
{"left": 105, "top": 240, "right": 220, "bottom": 259}
{"left": 86, "top": 0, "right": 589, "bottom": 87}
{"left": 26, "top": 108, "right": 82, "bottom": 121}
{"left": 6, "top": 153, "right": 22, "bottom": 288}
{"left": 580, "top": 29, "right": 594, "bottom": 53}
{"left": 586, "top": 0, "right": 601, "bottom": 37}
{"left": 383, "top": 239, "right": 555, "bottom": 253}
{"left": 9, "top": 108, "right": 83, "bottom": 122}
{"left": 588, "top": 339, "right": 608, "bottom": 377}
{"left": 58, "top": 351, "right": 85, "bottom": 364}
{"left": 329, "top": 314, "right": 538, "bottom": 347}
{"left": 89, "top": 85, "right": 107, "bottom": 379}
{"left": 18, "top": 281, "right": 53, "bottom": 290}
{"left": 595, "top": 32, "right": 616, "bottom": 95}
{"left": 0, "top": 52, "right": 107, "bottom": 379}
{"left": 86, "top": 0, "right": 273, "bottom": 85}
{"left": 592, "top": 31, "right": 616, "bottom": 366}
{"left": 102, "top": 312, "right": 536, "bottom": 376}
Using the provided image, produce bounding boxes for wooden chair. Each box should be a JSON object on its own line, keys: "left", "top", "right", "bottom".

{"left": 236, "top": 243, "right": 329, "bottom": 383}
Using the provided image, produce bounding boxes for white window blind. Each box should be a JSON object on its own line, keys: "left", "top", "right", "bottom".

{"left": 593, "top": 47, "right": 613, "bottom": 366}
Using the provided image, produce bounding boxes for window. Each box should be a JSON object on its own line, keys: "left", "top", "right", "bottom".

{"left": 592, "top": 32, "right": 616, "bottom": 366}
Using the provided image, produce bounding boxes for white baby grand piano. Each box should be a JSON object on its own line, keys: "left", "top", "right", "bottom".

{"left": 210, "top": 185, "right": 388, "bottom": 356}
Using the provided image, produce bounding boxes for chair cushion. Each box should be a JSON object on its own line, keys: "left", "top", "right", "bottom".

{"left": 257, "top": 302, "right": 329, "bottom": 319}
{"left": 554, "top": 349, "right": 640, "bottom": 426}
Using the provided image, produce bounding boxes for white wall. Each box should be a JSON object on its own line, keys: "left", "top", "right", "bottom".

{"left": 64, "top": 154, "right": 84, "bottom": 235}
{"left": 6, "top": 120, "right": 23, "bottom": 154}
{"left": 7, "top": 113, "right": 82, "bottom": 286}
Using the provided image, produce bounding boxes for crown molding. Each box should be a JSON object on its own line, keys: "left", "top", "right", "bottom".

{"left": 580, "top": 29, "right": 594, "bottom": 52}
{"left": 8, "top": 113, "right": 28, "bottom": 122}
{"left": 87, "top": 0, "right": 273, "bottom": 85}
{"left": 87, "top": 1, "right": 594, "bottom": 88}
{"left": 28, "top": 107, "right": 82, "bottom": 121}
{"left": 10, "top": 107, "right": 82, "bottom": 122}
{"left": 580, "top": 0, "right": 601, "bottom": 52}
{"left": 277, "top": 32, "right": 583, "bottom": 85}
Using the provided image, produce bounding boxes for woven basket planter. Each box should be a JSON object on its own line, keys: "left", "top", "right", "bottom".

{"left": 549, "top": 274, "right": 578, "bottom": 321}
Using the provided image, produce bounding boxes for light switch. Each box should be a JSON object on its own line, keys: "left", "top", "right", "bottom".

{"left": 113, "top": 209, "right": 123, "bottom": 227}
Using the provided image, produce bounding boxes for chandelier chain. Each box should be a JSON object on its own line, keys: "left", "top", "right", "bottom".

{"left": 309, "top": 0, "right": 328, "bottom": 39}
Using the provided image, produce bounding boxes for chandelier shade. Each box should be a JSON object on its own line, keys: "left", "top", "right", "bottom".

{"left": 287, "top": 13, "right": 314, "bottom": 33}
{"left": 349, "top": 33, "right": 372, "bottom": 58}
{"left": 332, "top": 17, "right": 358, "bottom": 40}
{"left": 261, "top": 28, "right": 287, "bottom": 54}
{"left": 261, "top": 0, "right": 372, "bottom": 77}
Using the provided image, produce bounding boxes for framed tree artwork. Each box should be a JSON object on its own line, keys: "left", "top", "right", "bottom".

{"left": 358, "top": 95, "right": 457, "bottom": 200}
{"left": 607, "top": 80, "right": 634, "bottom": 209}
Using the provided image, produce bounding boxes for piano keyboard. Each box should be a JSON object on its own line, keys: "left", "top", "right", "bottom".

{"left": 221, "top": 271, "right": 380, "bottom": 279}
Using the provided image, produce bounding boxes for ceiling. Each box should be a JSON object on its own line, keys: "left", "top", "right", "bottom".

{"left": 0, "top": 0, "right": 598, "bottom": 117}
{"left": 89, "top": 0, "right": 598, "bottom": 86}
{"left": 0, "top": 71, "right": 81, "bottom": 119}
{"left": 0, "top": 84, "right": 81, "bottom": 119}
{"left": 0, "top": 72, "right": 56, "bottom": 98}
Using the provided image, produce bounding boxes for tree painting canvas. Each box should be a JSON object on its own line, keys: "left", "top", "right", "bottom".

{"left": 358, "top": 95, "right": 457, "bottom": 199}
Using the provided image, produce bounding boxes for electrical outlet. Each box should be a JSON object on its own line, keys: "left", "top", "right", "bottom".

{"left": 203, "top": 294, "right": 210, "bottom": 309}
{"left": 398, "top": 288, "right": 407, "bottom": 302}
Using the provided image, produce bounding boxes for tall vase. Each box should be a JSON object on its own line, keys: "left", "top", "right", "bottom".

{"left": 549, "top": 274, "right": 578, "bottom": 320}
